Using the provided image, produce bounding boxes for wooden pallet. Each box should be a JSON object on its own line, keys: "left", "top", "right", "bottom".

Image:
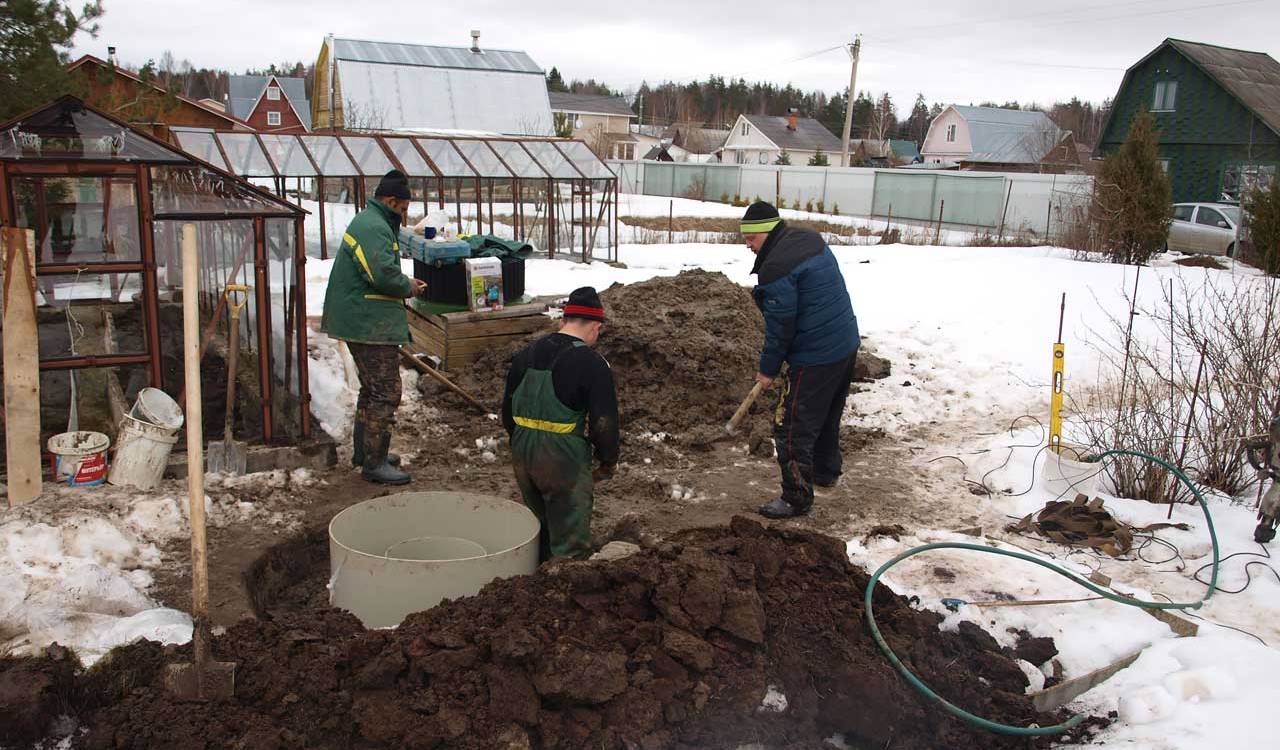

{"left": 406, "top": 301, "right": 552, "bottom": 371}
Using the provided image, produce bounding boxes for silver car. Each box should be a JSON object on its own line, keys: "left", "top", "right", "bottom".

{"left": 1167, "top": 203, "right": 1241, "bottom": 257}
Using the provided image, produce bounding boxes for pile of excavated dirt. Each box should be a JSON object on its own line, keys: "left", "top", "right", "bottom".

{"left": 43, "top": 518, "right": 1095, "bottom": 750}
{"left": 457, "top": 269, "right": 889, "bottom": 438}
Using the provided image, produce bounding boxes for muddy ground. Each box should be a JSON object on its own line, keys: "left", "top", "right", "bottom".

{"left": 0, "top": 270, "right": 1085, "bottom": 748}
{"left": 4, "top": 520, "right": 1099, "bottom": 750}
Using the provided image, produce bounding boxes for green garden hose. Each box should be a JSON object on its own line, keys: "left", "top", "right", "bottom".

{"left": 863, "top": 448, "right": 1221, "bottom": 736}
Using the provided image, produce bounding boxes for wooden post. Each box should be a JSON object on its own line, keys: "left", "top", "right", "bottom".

{"left": 180, "top": 222, "right": 211, "bottom": 682}
{"left": 934, "top": 199, "right": 945, "bottom": 246}
{"left": 668, "top": 198, "right": 674, "bottom": 243}
{"left": 3, "top": 228, "right": 42, "bottom": 506}
{"left": 997, "top": 179, "right": 1013, "bottom": 243}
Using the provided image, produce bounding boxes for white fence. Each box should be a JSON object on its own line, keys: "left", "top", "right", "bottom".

{"left": 607, "top": 161, "right": 1093, "bottom": 237}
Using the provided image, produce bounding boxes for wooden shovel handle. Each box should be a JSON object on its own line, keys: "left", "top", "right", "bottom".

{"left": 398, "top": 348, "right": 491, "bottom": 414}
{"left": 725, "top": 381, "right": 767, "bottom": 435}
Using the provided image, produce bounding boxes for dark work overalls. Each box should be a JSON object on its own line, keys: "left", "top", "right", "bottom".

{"left": 509, "top": 342, "right": 594, "bottom": 560}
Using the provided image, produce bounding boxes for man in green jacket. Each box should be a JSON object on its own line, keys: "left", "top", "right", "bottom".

{"left": 321, "top": 169, "right": 425, "bottom": 485}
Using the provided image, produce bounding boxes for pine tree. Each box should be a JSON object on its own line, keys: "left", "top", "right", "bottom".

{"left": 546, "top": 67, "right": 569, "bottom": 93}
{"left": 0, "top": 1, "right": 104, "bottom": 120}
{"left": 1243, "top": 177, "right": 1280, "bottom": 275}
{"left": 808, "top": 149, "right": 829, "bottom": 167}
{"left": 1093, "top": 112, "right": 1172, "bottom": 265}
{"left": 774, "top": 149, "right": 791, "bottom": 166}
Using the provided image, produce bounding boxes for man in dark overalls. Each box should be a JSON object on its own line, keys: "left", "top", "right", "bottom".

{"left": 502, "top": 287, "right": 619, "bottom": 560}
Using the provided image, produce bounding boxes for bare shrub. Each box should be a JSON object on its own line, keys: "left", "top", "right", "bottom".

{"left": 1073, "top": 273, "right": 1280, "bottom": 502}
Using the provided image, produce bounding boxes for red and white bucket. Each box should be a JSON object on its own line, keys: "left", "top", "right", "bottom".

{"left": 47, "top": 431, "right": 111, "bottom": 487}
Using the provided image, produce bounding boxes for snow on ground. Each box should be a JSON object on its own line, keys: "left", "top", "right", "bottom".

{"left": 0, "top": 470, "right": 319, "bottom": 666}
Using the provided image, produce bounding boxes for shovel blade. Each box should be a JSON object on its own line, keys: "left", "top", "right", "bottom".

{"left": 164, "top": 661, "right": 237, "bottom": 701}
{"left": 206, "top": 440, "right": 247, "bottom": 476}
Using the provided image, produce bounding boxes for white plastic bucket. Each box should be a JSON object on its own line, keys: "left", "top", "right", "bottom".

{"left": 1041, "top": 443, "right": 1102, "bottom": 499}
{"left": 109, "top": 389, "right": 184, "bottom": 490}
{"left": 130, "top": 387, "right": 184, "bottom": 430}
{"left": 47, "top": 431, "right": 111, "bottom": 486}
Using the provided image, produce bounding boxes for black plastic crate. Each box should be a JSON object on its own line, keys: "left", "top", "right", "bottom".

{"left": 415, "top": 257, "right": 527, "bottom": 307}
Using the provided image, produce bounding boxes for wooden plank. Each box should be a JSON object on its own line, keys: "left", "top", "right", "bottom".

{"left": 1030, "top": 649, "right": 1143, "bottom": 712}
{"left": 446, "top": 315, "right": 552, "bottom": 340}
{"left": 3, "top": 229, "right": 42, "bottom": 506}
{"left": 437, "top": 301, "right": 548, "bottom": 327}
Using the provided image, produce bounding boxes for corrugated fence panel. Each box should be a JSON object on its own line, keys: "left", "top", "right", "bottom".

{"left": 934, "top": 174, "right": 1005, "bottom": 227}
{"left": 739, "top": 166, "right": 776, "bottom": 203}
{"left": 872, "top": 172, "right": 937, "bottom": 222}
{"left": 703, "top": 165, "right": 740, "bottom": 202}
{"left": 643, "top": 163, "right": 677, "bottom": 197}
{"left": 824, "top": 169, "right": 876, "bottom": 216}
{"left": 779, "top": 168, "right": 826, "bottom": 207}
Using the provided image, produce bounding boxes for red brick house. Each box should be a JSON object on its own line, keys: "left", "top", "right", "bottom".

{"left": 229, "top": 75, "right": 311, "bottom": 134}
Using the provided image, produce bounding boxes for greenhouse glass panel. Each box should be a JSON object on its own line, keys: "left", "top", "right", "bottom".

{"left": 415, "top": 138, "right": 475, "bottom": 177}
{"left": 172, "top": 130, "right": 228, "bottom": 171}
{"left": 150, "top": 166, "right": 291, "bottom": 215}
{"left": 556, "top": 141, "right": 613, "bottom": 179}
{"left": 453, "top": 140, "right": 511, "bottom": 177}
{"left": 522, "top": 141, "right": 582, "bottom": 178}
{"left": 258, "top": 134, "right": 316, "bottom": 176}
{"left": 217, "top": 133, "right": 274, "bottom": 176}
{"left": 299, "top": 135, "right": 359, "bottom": 176}
{"left": 341, "top": 136, "right": 394, "bottom": 175}
{"left": 486, "top": 140, "right": 546, "bottom": 178}
{"left": 383, "top": 137, "right": 435, "bottom": 177}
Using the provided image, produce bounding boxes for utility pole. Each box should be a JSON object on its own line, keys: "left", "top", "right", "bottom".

{"left": 839, "top": 36, "right": 861, "bottom": 168}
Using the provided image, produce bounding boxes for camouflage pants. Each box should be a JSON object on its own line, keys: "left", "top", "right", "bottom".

{"left": 347, "top": 342, "right": 402, "bottom": 449}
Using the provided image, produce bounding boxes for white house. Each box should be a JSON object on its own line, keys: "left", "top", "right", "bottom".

{"left": 719, "top": 112, "right": 843, "bottom": 166}
{"left": 921, "top": 105, "right": 1080, "bottom": 172}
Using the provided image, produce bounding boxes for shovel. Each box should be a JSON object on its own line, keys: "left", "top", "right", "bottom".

{"left": 166, "top": 224, "right": 236, "bottom": 701}
{"left": 206, "top": 284, "right": 249, "bottom": 476}
{"left": 687, "top": 380, "right": 768, "bottom": 447}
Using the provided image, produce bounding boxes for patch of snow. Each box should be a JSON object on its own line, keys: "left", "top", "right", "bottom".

{"left": 757, "top": 684, "right": 789, "bottom": 713}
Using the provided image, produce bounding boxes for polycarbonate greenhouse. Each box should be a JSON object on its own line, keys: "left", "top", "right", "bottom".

{"left": 169, "top": 127, "right": 619, "bottom": 262}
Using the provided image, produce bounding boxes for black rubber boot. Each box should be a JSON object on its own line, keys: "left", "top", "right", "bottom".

{"left": 352, "top": 420, "right": 400, "bottom": 468}
{"left": 362, "top": 432, "right": 411, "bottom": 486}
{"left": 757, "top": 498, "right": 810, "bottom": 519}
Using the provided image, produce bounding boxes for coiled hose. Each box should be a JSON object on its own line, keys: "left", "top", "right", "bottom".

{"left": 863, "top": 449, "right": 1221, "bottom": 736}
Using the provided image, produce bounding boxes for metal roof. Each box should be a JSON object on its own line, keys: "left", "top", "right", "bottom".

{"left": 949, "top": 106, "right": 1066, "bottom": 164}
{"left": 336, "top": 60, "right": 553, "bottom": 135}
{"left": 332, "top": 37, "right": 543, "bottom": 75}
{"left": 228, "top": 75, "right": 312, "bottom": 130}
{"left": 743, "top": 115, "right": 843, "bottom": 153}
{"left": 548, "top": 92, "right": 635, "bottom": 118}
{"left": 1168, "top": 38, "right": 1280, "bottom": 136}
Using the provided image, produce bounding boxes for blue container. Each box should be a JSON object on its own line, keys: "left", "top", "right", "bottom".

{"left": 399, "top": 231, "right": 471, "bottom": 266}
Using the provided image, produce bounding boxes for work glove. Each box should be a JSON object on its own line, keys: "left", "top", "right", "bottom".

{"left": 592, "top": 463, "right": 616, "bottom": 483}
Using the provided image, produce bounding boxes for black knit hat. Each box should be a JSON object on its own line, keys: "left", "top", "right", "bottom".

{"left": 563, "top": 286, "right": 605, "bottom": 322}
{"left": 374, "top": 169, "right": 412, "bottom": 201}
{"left": 740, "top": 201, "right": 781, "bottom": 234}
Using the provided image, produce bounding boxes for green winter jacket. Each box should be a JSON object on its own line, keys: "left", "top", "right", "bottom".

{"left": 321, "top": 199, "right": 413, "bottom": 345}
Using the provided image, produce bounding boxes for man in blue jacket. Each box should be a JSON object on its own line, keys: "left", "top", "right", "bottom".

{"left": 741, "top": 201, "right": 860, "bottom": 519}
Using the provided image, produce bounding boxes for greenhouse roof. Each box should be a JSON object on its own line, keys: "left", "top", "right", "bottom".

{"left": 169, "top": 128, "right": 614, "bottom": 181}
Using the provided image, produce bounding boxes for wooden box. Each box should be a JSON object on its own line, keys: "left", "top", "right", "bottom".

{"left": 406, "top": 301, "right": 552, "bottom": 371}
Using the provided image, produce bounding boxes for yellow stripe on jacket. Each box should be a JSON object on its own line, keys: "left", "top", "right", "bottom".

{"left": 343, "top": 232, "right": 374, "bottom": 283}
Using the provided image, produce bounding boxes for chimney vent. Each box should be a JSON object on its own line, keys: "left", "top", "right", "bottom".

{"left": 470, "top": 30, "right": 481, "bottom": 53}
{"left": 107, "top": 46, "right": 118, "bottom": 66}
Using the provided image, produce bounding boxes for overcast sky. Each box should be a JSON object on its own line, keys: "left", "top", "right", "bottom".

{"left": 72, "top": 0, "right": 1279, "bottom": 110}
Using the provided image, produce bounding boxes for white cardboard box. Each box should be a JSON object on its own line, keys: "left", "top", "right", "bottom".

{"left": 464, "top": 257, "right": 504, "bottom": 312}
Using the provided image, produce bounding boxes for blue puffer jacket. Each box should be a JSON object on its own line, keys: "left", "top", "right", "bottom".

{"left": 751, "top": 223, "right": 859, "bottom": 376}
